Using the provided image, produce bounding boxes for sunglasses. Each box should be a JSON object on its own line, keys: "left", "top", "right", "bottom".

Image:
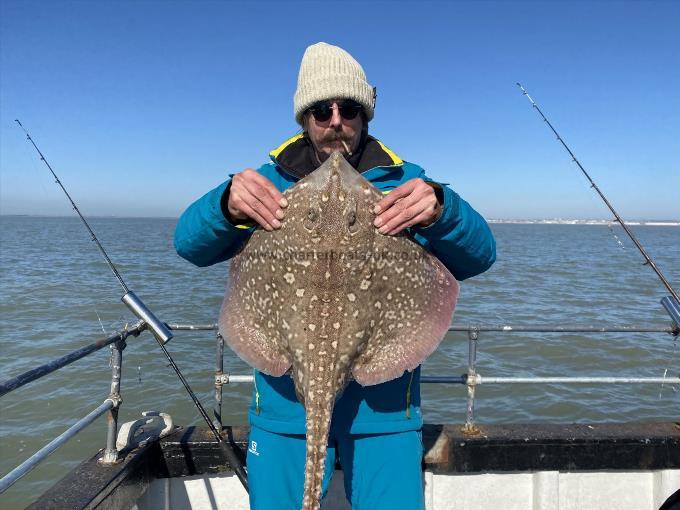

{"left": 308, "top": 100, "right": 363, "bottom": 122}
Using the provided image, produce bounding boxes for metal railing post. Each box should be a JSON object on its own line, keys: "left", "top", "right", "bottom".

{"left": 214, "top": 332, "right": 225, "bottom": 430}
{"left": 100, "top": 338, "right": 126, "bottom": 465}
{"left": 463, "top": 327, "right": 480, "bottom": 435}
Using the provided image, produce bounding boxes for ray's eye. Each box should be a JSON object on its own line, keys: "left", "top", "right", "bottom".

{"left": 347, "top": 205, "right": 359, "bottom": 234}
{"left": 304, "top": 207, "right": 319, "bottom": 232}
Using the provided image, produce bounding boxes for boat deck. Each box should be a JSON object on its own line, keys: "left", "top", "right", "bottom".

{"left": 27, "top": 422, "right": 680, "bottom": 509}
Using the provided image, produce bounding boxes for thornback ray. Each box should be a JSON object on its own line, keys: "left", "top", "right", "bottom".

{"left": 219, "top": 152, "right": 459, "bottom": 510}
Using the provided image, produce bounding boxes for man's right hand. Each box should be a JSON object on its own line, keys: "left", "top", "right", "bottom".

{"left": 227, "top": 169, "right": 288, "bottom": 231}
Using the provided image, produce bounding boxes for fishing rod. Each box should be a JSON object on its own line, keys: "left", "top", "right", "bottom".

{"left": 15, "top": 120, "right": 249, "bottom": 491}
{"left": 516, "top": 85, "right": 680, "bottom": 329}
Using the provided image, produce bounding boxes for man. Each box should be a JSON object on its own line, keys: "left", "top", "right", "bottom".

{"left": 175, "top": 42, "right": 496, "bottom": 510}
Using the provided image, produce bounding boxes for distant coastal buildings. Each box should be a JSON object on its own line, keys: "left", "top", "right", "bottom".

{"left": 486, "top": 219, "right": 680, "bottom": 226}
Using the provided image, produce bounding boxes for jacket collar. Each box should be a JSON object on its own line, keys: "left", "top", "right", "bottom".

{"left": 269, "top": 133, "right": 403, "bottom": 179}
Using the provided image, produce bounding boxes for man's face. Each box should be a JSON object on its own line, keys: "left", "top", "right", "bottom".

{"left": 304, "top": 99, "right": 364, "bottom": 163}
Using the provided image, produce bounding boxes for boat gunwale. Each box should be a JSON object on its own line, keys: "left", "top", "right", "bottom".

{"left": 26, "top": 422, "right": 680, "bottom": 510}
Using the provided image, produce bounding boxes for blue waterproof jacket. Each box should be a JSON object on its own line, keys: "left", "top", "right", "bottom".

{"left": 174, "top": 134, "right": 496, "bottom": 435}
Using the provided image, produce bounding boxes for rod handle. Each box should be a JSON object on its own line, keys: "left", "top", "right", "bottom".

{"left": 122, "top": 291, "right": 173, "bottom": 344}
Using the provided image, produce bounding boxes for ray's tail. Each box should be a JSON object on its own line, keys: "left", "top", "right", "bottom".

{"left": 301, "top": 399, "right": 334, "bottom": 510}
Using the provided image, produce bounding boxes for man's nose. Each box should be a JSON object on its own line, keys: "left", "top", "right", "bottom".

{"left": 329, "top": 103, "right": 343, "bottom": 129}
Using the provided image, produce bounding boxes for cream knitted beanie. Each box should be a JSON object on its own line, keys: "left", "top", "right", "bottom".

{"left": 294, "top": 42, "right": 375, "bottom": 125}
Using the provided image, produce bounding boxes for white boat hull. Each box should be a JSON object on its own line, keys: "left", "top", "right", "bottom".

{"left": 134, "top": 468, "right": 680, "bottom": 510}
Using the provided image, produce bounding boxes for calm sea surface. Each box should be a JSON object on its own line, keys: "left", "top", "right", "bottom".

{"left": 1, "top": 216, "right": 678, "bottom": 508}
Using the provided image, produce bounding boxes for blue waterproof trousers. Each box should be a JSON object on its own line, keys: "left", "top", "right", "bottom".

{"left": 246, "top": 425, "right": 425, "bottom": 510}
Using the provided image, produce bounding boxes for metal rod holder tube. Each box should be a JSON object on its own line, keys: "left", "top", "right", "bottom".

{"left": 463, "top": 328, "right": 479, "bottom": 434}
{"left": 101, "top": 339, "right": 125, "bottom": 465}
{"left": 121, "top": 291, "right": 173, "bottom": 344}
{"left": 214, "top": 332, "right": 225, "bottom": 430}
{"left": 0, "top": 399, "right": 114, "bottom": 494}
{"left": 661, "top": 296, "right": 680, "bottom": 332}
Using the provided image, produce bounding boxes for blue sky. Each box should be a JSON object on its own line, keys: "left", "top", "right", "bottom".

{"left": 1, "top": 0, "right": 678, "bottom": 220}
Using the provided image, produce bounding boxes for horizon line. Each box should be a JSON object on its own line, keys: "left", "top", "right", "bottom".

{"left": 1, "top": 213, "right": 679, "bottom": 224}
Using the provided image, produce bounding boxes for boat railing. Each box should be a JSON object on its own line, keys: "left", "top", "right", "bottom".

{"left": 1, "top": 320, "right": 678, "bottom": 494}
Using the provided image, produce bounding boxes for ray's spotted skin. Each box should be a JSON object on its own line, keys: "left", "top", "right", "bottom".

{"left": 219, "top": 153, "right": 459, "bottom": 510}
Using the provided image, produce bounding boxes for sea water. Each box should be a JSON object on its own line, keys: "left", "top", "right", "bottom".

{"left": 0, "top": 216, "right": 678, "bottom": 508}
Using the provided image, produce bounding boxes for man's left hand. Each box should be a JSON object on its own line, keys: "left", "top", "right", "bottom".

{"left": 373, "top": 178, "right": 442, "bottom": 235}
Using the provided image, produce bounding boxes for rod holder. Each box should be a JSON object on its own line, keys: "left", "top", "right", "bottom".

{"left": 122, "top": 291, "right": 173, "bottom": 344}
{"left": 214, "top": 332, "right": 224, "bottom": 431}
{"left": 100, "top": 339, "right": 126, "bottom": 465}
{"left": 661, "top": 296, "right": 680, "bottom": 333}
{"left": 463, "top": 328, "right": 480, "bottom": 436}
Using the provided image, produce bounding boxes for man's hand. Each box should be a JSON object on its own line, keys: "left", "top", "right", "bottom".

{"left": 227, "top": 169, "right": 288, "bottom": 231}
{"left": 373, "top": 178, "right": 442, "bottom": 235}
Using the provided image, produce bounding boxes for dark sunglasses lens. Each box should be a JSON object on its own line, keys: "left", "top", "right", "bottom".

{"left": 309, "top": 101, "right": 363, "bottom": 121}
{"left": 310, "top": 103, "right": 332, "bottom": 122}
{"left": 338, "top": 103, "right": 362, "bottom": 120}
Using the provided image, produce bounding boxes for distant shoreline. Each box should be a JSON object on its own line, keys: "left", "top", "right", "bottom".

{"left": 1, "top": 214, "right": 679, "bottom": 226}
{"left": 487, "top": 219, "right": 680, "bottom": 226}
{"left": 0, "top": 214, "right": 178, "bottom": 220}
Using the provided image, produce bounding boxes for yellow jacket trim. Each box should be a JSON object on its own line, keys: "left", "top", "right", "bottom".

{"left": 375, "top": 140, "right": 404, "bottom": 166}
{"left": 269, "top": 133, "right": 305, "bottom": 160}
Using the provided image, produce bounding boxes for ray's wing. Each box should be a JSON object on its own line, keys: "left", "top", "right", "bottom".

{"left": 218, "top": 233, "right": 292, "bottom": 377}
{"left": 351, "top": 234, "right": 459, "bottom": 386}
